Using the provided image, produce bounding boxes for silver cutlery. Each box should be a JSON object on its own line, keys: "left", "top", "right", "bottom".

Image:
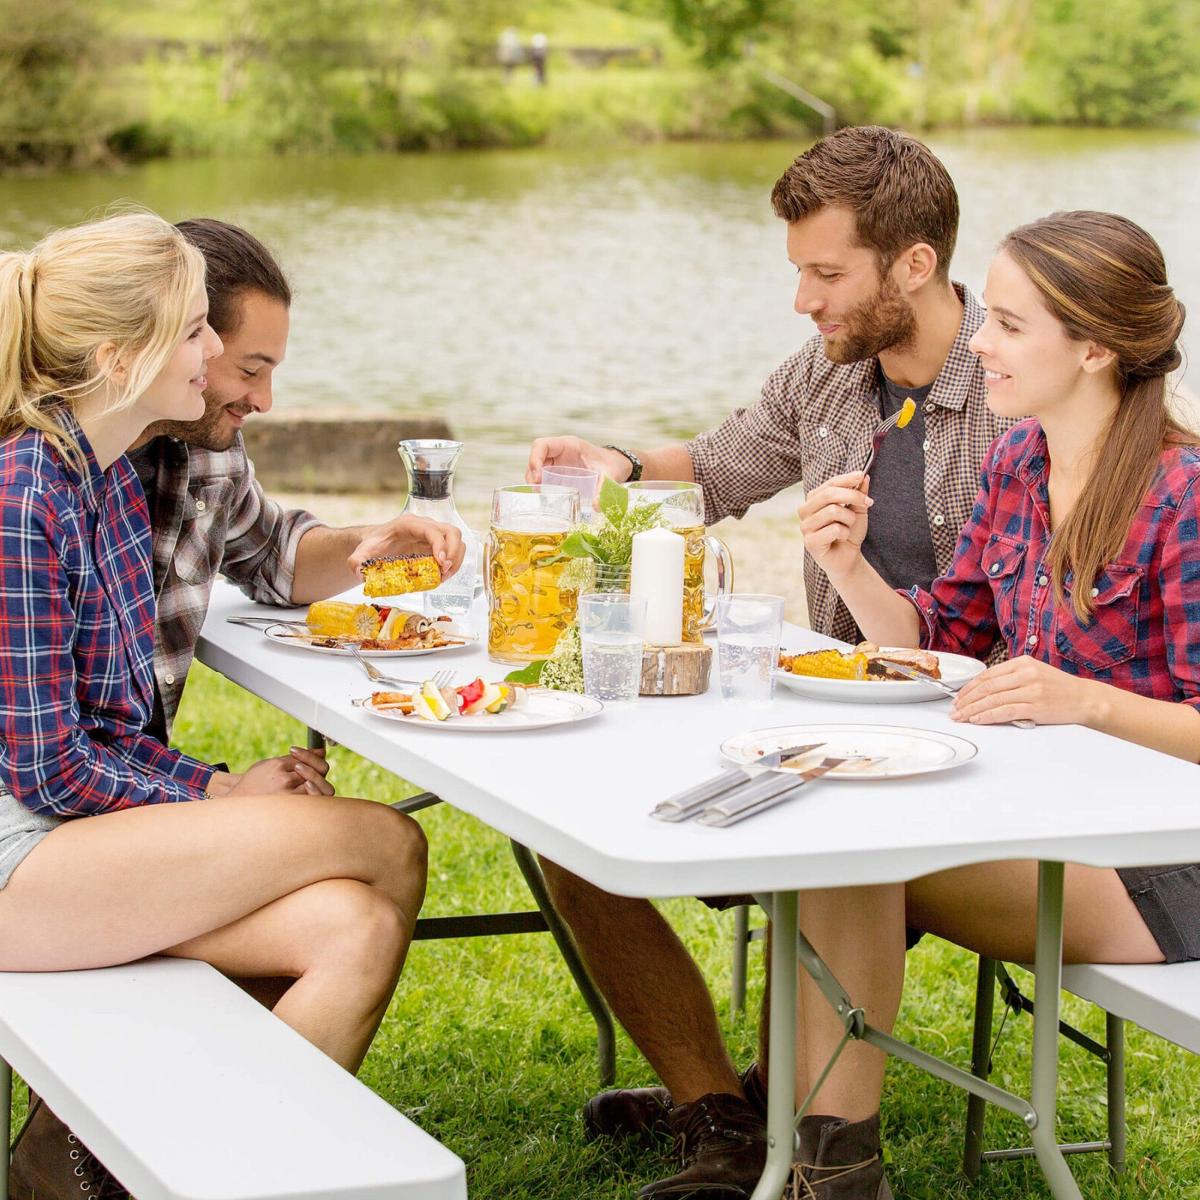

{"left": 226, "top": 615, "right": 310, "bottom": 632}
{"left": 861, "top": 399, "right": 916, "bottom": 480}
{"left": 350, "top": 645, "right": 454, "bottom": 692}
{"left": 876, "top": 658, "right": 1036, "bottom": 730}
{"left": 698, "top": 755, "right": 879, "bottom": 827}
{"left": 651, "top": 743, "right": 825, "bottom": 822}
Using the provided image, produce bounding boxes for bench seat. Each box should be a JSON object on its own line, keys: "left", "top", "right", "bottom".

{"left": 1062, "top": 960, "right": 1200, "bottom": 1055}
{"left": 0, "top": 957, "right": 466, "bottom": 1200}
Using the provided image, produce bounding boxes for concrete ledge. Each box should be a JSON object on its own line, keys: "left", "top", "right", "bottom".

{"left": 243, "top": 411, "right": 453, "bottom": 492}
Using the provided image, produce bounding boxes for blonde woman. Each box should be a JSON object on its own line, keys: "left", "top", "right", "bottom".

{"left": 0, "top": 213, "right": 427, "bottom": 1199}
{"left": 792, "top": 212, "right": 1198, "bottom": 1198}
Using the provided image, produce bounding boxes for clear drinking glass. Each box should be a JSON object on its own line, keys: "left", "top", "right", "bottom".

{"left": 579, "top": 593, "right": 647, "bottom": 703}
{"left": 716, "top": 594, "right": 784, "bottom": 704}
{"left": 542, "top": 464, "right": 601, "bottom": 521}
{"left": 486, "top": 484, "right": 580, "bottom": 664}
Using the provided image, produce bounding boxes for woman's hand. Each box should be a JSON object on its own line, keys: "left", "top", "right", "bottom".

{"left": 224, "top": 748, "right": 335, "bottom": 798}
{"left": 348, "top": 516, "right": 465, "bottom": 580}
{"left": 797, "top": 471, "right": 873, "bottom": 582}
{"left": 951, "top": 655, "right": 1103, "bottom": 727}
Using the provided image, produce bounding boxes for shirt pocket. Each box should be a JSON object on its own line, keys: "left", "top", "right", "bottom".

{"left": 799, "top": 425, "right": 851, "bottom": 491}
{"left": 981, "top": 536, "right": 1028, "bottom": 643}
{"left": 1055, "top": 564, "right": 1142, "bottom": 672}
{"left": 174, "top": 482, "right": 234, "bottom": 586}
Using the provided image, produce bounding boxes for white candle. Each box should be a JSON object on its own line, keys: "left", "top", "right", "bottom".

{"left": 631, "top": 527, "right": 684, "bottom": 646}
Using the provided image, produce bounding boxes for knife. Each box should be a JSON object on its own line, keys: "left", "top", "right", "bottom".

{"left": 651, "top": 743, "right": 824, "bottom": 823}
{"left": 697, "top": 755, "right": 877, "bottom": 827}
{"left": 877, "top": 658, "right": 1036, "bottom": 730}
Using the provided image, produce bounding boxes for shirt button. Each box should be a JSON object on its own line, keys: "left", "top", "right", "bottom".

{"left": 924, "top": 403, "right": 935, "bottom": 415}
{"left": 922, "top": 440, "right": 931, "bottom": 452}
{"left": 1090, "top": 587, "right": 1099, "bottom": 598}
{"left": 164, "top": 673, "right": 176, "bottom": 685}
{"left": 1026, "top": 635, "right": 1038, "bottom": 649}
{"left": 989, "top": 562, "right": 1001, "bottom": 575}
{"left": 195, "top": 500, "right": 207, "bottom": 513}
{"left": 933, "top": 514, "right": 945, "bottom": 526}
{"left": 1038, "top": 575, "right": 1048, "bottom": 586}
{"left": 818, "top": 426, "right": 829, "bottom": 438}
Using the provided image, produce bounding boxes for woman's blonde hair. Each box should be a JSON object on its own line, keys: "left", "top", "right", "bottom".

{"left": 1002, "top": 211, "right": 1192, "bottom": 620}
{"left": 0, "top": 211, "right": 206, "bottom": 470}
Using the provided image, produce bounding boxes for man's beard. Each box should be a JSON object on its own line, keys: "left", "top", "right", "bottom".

{"left": 822, "top": 272, "right": 918, "bottom": 364}
{"left": 142, "top": 389, "right": 241, "bottom": 453}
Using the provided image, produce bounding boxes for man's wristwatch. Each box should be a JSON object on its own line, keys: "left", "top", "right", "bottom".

{"left": 604, "top": 445, "right": 643, "bottom": 482}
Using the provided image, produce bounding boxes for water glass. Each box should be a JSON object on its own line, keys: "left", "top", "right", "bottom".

{"left": 716, "top": 594, "right": 784, "bottom": 704}
{"left": 578, "top": 593, "right": 647, "bottom": 703}
{"left": 542, "top": 465, "right": 601, "bottom": 520}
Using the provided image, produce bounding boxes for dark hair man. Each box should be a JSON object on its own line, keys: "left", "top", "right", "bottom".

{"left": 128, "top": 219, "right": 463, "bottom": 761}
{"left": 524, "top": 127, "right": 1008, "bottom": 1198}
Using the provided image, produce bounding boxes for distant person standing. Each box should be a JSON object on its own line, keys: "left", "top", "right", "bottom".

{"left": 498, "top": 27, "right": 523, "bottom": 81}
{"left": 530, "top": 32, "right": 548, "bottom": 85}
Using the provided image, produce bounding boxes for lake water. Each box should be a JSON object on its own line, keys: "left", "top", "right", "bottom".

{"left": 2, "top": 128, "right": 1197, "bottom": 504}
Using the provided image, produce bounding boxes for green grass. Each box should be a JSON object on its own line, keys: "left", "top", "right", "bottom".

{"left": 159, "top": 664, "right": 1200, "bottom": 1194}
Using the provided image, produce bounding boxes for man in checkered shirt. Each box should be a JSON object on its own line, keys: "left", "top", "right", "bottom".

{"left": 128, "top": 220, "right": 464, "bottom": 767}
{"left": 526, "top": 127, "right": 1009, "bottom": 1198}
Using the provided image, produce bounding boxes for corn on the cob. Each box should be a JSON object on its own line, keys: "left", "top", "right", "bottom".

{"left": 778, "top": 649, "right": 868, "bottom": 681}
{"left": 361, "top": 554, "right": 442, "bottom": 597}
{"left": 306, "top": 600, "right": 383, "bottom": 638}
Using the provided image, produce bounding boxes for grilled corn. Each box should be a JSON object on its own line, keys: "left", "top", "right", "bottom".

{"left": 361, "top": 554, "right": 442, "bottom": 597}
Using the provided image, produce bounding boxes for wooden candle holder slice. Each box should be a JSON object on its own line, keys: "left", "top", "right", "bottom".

{"left": 639, "top": 643, "right": 712, "bottom": 696}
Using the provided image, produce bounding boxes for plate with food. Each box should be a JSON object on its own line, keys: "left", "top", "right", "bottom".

{"left": 775, "top": 642, "right": 985, "bottom": 703}
{"left": 358, "top": 678, "right": 603, "bottom": 731}
{"left": 721, "top": 723, "right": 978, "bottom": 781}
{"left": 261, "top": 600, "right": 475, "bottom": 658}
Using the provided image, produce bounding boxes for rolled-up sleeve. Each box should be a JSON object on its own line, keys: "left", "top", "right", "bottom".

{"left": 686, "top": 349, "right": 810, "bottom": 526}
{"left": 218, "top": 453, "right": 321, "bottom": 606}
{"left": 0, "top": 492, "right": 206, "bottom": 816}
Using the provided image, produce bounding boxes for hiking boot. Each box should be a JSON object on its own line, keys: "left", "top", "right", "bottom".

{"left": 637, "top": 1093, "right": 767, "bottom": 1199}
{"left": 10, "top": 1092, "right": 129, "bottom": 1199}
{"left": 787, "top": 1113, "right": 893, "bottom": 1200}
{"left": 583, "top": 1084, "right": 673, "bottom": 1142}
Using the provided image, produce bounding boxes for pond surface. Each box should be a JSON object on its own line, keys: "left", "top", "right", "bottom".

{"left": 2, "top": 128, "right": 1197, "bottom": 504}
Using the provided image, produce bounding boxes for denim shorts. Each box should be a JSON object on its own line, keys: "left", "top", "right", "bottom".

{"left": 1117, "top": 865, "right": 1200, "bottom": 964}
{"left": 0, "top": 786, "right": 61, "bottom": 890}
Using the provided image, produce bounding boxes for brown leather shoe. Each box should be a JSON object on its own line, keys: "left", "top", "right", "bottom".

{"left": 788, "top": 1113, "right": 893, "bottom": 1200}
{"left": 583, "top": 1084, "right": 673, "bottom": 1142}
{"left": 637, "top": 1093, "right": 767, "bottom": 1199}
{"left": 10, "top": 1092, "right": 129, "bottom": 1200}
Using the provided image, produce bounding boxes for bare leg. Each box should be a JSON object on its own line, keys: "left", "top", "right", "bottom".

{"left": 539, "top": 858, "right": 742, "bottom": 1103}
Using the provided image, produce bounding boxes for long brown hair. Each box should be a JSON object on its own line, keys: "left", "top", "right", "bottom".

{"left": 1002, "top": 211, "right": 1191, "bottom": 619}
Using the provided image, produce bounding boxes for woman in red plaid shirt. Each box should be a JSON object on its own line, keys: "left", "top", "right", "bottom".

{"left": 0, "top": 213, "right": 427, "bottom": 1197}
{"left": 789, "top": 212, "right": 1198, "bottom": 1198}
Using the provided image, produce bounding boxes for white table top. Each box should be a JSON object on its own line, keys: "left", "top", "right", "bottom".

{"left": 197, "top": 581, "right": 1200, "bottom": 900}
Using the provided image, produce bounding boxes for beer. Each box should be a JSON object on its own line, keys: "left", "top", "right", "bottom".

{"left": 487, "top": 520, "right": 578, "bottom": 663}
{"left": 674, "top": 524, "right": 706, "bottom": 644}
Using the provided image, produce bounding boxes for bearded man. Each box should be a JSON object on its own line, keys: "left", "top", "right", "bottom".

{"left": 523, "top": 126, "right": 1007, "bottom": 1199}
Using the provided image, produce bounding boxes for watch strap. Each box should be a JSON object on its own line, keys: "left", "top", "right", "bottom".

{"left": 604, "top": 444, "right": 643, "bottom": 482}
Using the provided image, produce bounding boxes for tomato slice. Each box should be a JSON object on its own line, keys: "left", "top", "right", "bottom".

{"left": 456, "top": 677, "right": 487, "bottom": 714}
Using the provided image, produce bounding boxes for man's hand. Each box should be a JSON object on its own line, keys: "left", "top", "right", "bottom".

{"left": 526, "top": 437, "right": 632, "bottom": 484}
{"left": 347, "top": 516, "right": 465, "bottom": 579}
{"left": 797, "top": 471, "right": 873, "bottom": 582}
{"left": 951, "top": 656, "right": 1103, "bottom": 728}
{"left": 221, "top": 748, "right": 335, "bottom": 798}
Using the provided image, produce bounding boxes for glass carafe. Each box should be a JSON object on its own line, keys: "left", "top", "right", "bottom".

{"left": 398, "top": 439, "right": 479, "bottom": 617}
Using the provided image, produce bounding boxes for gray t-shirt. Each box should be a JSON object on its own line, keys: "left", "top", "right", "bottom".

{"left": 859, "top": 372, "right": 939, "bottom": 596}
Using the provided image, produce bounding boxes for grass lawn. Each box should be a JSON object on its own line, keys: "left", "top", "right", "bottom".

{"left": 163, "top": 663, "right": 1200, "bottom": 1197}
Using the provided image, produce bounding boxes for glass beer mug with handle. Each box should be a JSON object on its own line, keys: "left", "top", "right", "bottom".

{"left": 486, "top": 484, "right": 581, "bottom": 664}
{"left": 625, "top": 481, "right": 733, "bottom": 643}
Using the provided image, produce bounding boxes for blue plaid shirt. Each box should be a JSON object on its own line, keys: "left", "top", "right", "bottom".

{"left": 0, "top": 417, "right": 213, "bottom": 817}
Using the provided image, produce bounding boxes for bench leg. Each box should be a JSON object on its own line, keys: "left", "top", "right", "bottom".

{"left": 0, "top": 1057, "right": 11, "bottom": 1200}
{"left": 1106, "top": 1012, "right": 1126, "bottom": 1174}
{"left": 963, "top": 955, "right": 997, "bottom": 1181}
{"left": 731, "top": 904, "right": 750, "bottom": 1015}
{"left": 510, "top": 841, "right": 617, "bottom": 1088}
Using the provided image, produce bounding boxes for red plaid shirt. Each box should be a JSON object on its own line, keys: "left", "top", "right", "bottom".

{"left": 0, "top": 419, "right": 213, "bottom": 817}
{"left": 906, "top": 420, "right": 1200, "bottom": 708}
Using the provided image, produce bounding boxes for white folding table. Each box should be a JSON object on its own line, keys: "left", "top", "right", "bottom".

{"left": 197, "top": 580, "right": 1200, "bottom": 1200}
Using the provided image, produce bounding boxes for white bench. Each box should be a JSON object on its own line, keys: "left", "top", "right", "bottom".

{"left": 0, "top": 957, "right": 467, "bottom": 1200}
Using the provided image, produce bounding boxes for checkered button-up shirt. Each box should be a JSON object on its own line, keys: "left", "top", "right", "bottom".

{"left": 0, "top": 420, "right": 213, "bottom": 817}
{"left": 687, "top": 284, "right": 1008, "bottom": 642}
{"left": 136, "top": 435, "right": 321, "bottom": 737}
{"left": 906, "top": 421, "right": 1200, "bottom": 707}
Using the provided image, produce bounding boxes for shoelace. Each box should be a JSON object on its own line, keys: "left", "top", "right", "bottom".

{"left": 66, "top": 1132, "right": 127, "bottom": 1198}
{"left": 788, "top": 1152, "right": 880, "bottom": 1199}
{"left": 673, "top": 1102, "right": 757, "bottom": 1167}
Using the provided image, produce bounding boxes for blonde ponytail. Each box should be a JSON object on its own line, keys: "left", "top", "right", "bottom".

{"left": 0, "top": 212, "right": 205, "bottom": 470}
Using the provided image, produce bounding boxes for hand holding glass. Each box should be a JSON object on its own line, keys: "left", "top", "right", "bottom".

{"left": 542, "top": 465, "right": 601, "bottom": 521}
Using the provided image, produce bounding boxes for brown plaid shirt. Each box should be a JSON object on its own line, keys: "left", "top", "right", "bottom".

{"left": 687, "top": 284, "right": 1009, "bottom": 643}
{"left": 136, "top": 435, "right": 321, "bottom": 737}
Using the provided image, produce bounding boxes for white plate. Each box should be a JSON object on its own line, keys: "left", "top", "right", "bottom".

{"left": 721, "top": 723, "right": 978, "bottom": 780}
{"left": 264, "top": 622, "right": 476, "bottom": 659}
{"left": 361, "top": 687, "right": 604, "bottom": 731}
{"left": 775, "top": 649, "right": 985, "bottom": 704}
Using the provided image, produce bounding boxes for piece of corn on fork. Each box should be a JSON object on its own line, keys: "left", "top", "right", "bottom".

{"left": 361, "top": 554, "right": 442, "bottom": 597}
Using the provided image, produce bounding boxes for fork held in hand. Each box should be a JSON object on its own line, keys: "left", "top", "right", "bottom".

{"left": 860, "top": 396, "right": 918, "bottom": 484}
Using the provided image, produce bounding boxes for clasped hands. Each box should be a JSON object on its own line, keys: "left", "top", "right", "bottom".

{"left": 207, "top": 746, "right": 334, "bottom": 799}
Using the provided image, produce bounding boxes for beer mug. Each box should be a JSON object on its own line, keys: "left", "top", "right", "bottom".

{"left": 625, "top": 481, "right": 733, "bottom": 643}
{"left": 486, "top": 484, "right": 580, "bottom": 664}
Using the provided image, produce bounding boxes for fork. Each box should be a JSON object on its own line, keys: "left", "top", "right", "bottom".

{"left": 860, "top": 397, "right": 917, "bottom": 482}
{"left": 349, "top": 645, "right": 454, "bottom": 691}
{"left": 226, "top": 615, "right": 310, "bottom": 632}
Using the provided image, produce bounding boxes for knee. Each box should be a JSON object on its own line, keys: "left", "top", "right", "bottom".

{"left": 308, "top": 879, "right": 409, "bottom": 971}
